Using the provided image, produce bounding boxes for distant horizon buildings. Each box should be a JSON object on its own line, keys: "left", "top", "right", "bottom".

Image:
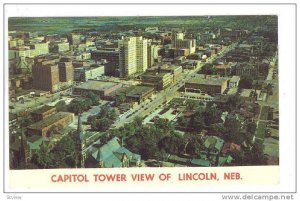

{"left": 118, "top": 36, "right": 148, "bottom": 77}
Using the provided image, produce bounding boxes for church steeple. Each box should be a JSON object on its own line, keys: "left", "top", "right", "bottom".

{"left": 75, "top": 114, "right": 84, "bottom": 168}
{"left": 77, "top": 113, "right": 83, "bottom": 132}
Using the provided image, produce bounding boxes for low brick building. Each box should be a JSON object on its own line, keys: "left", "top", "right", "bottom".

{"left": 27, "top": 112, "right": 74, "bottom": 137}
{"left": 73, "top": 80, "right": 122, "bottom": 99}
{"left": 185, "top": 75, "right": 229, "bottom": 95}
{"left": 31, "top": 105, "right": 57, "bottom": 122}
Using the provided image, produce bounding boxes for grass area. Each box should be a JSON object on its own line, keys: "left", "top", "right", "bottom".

{"left": 260, "top": 106, "right": 270, "bottom": 120}
{"left": 255, "top": 122, "right": 267, "bottom": 139}
{"left": 264, "top": 138, "right": 279, "bottom": 157}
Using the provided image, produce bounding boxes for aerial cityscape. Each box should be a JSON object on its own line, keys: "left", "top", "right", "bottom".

{"left": 8, "top": 16, "right": 278, "bottom": 169}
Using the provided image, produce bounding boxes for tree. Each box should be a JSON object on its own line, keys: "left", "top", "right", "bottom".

{"left": 116, "top": 94, "right": 126, "bottom": 106}
{"left": 91, "top": 117, "right": 113, "bottom": 132}
{"left": 68, "top": 98, "right": 92, "bottom": 115}
{"left": 31, "top": 144, "right": 55, "bottom": 169}
{"left": 177, "top": 116, "right": 190, "bottom": 128}
{"left": 244, "top": 142, "right": 267, "bottom": 165}
{"left": 51, "top": 135, "right": 76, "bottom": 167}
{"left": 244, "top": 121, "right": 256, "bottom": 145}
{"left": 83, "top": 91, "right": 100, "bottom": 106}
{"left": 19, "top": 115, "right": 33, "bottom": 128}
{"left": 203, "top": 105, "right": 222, "bottom": 126}
{"left": 226, "top": 95, "right": 242, "bottom": 110}
{"left": 239, "top": 75, "right": 253, "bottom": 89}
{"left": 224, "top": 114, "right": 243, "bottom": 144}
{"left": 55, "top": 100, "right": 68, "bottom": 112}
{"left": 190, "top": 107, "right": 205, "bottom": 131}
{"left": 154, "top": 118, "right": 174, "bottom": 135}
{"left": 199, "top": 63, "right": 216, "bottom": 75}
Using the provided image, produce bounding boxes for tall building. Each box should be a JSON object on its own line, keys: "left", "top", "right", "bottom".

{"left": 136, "top": 37, "right": 148, "bottom": 73}
{"left": 147, "top": 44, "right": 155, "bottom": 68}
{"left": 118, "top": 37, "right": 148, "bottom": 77}
{"left": 32, "top": 60, "right": 60, "bottom": 92}
{"left": 58, "top": 61, "right": 73, "bottom": 83}
{"left": 29, "top": 42, "right": 49, "bottom": 57}
{"left": 68, "top": 33, "right": 81, "bottom": 45}
{"left": 172, "top": 32, "right": 196, "bottom": 54}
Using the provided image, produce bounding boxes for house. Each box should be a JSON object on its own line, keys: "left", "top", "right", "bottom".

{"left": 204, "top": 136, "right": 224, "bottom": 154}
{"left": 221, "top": 142, "right": 241, "bottom": 154}
{"left": 85, "top": 137, "right": 141, "bottom": 168}
{"left": 190, "top": 158, "right": 211, "bottom": 167}
{"left": 218, "top": 155, "right": 233, "bottom": 166}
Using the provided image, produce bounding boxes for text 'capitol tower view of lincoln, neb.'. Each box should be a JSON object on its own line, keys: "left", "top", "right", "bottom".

{"left": 8, "top": 16, "right": 278, "bottom": 169}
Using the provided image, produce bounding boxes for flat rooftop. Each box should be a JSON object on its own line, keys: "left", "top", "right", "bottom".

{"left": 187, "top": 75, "right": 229, "bottom": 86}
{"left": 230, "top": 76, "right": 241, "bottom": 82}
{"left": 31, "top": 105, "right": 56, "bottom": 115}
{"left": 27, "top": 112, "right": 73, "bottom": 130}
{"left": 74, "top": 80, "right": 120, "bottom": 91}
{"left": 125, "top": 85, "right": 154, "bottom": 97}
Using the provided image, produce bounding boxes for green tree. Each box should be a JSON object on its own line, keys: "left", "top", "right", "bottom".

{"left": 68, "top": 98, "right": 92, "bottom": 114}
{"left": 116, "top": 94, "right": 126, "bottom": 106}
{"left": 239, "top": 75, "right": 253, "bottom": 89}
{"left": 177, "top": 116, "right": 190, "bottom": 128}
{"left": 51, "top": 135, "right": 76, "bottom": 167}
{"left": 91, "top": 117, "right": 113, "bottom": 132}
{"left": 224, "top": 114, "right": 243, "bottom": 144}
{"left": 83, "top": 91, "right": 100, "bottom": 106}
{"left": 19, "top": 115, "right": 33, "bottom": 127}
{"left": 203, "top": 105, "right": 222, "bottom": 126}
{"left": 244, "top": 142, "right": 267, "bottom": 165}
{"left": 190, "top": 107, "right": 205, "bottom": 131}
{"left": 55, "top": 100, "right": 68, "bottom": 112}
{"left": 31, "top": 144, "right": 54, "bottom": 168}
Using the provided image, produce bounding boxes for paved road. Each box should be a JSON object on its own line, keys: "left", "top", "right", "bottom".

{"left": 112, "top": 42, "right": 239, "bottom": 128}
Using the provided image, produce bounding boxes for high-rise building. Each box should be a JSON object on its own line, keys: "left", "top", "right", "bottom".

{"left": 58, "top": 62, "right": 73, "bottom": 83}
{"left": 68, "top": 33, "right": 81, "bottom": 45}
{"left": 136, "top": 37, "right": 148, "bottom": 73}
{"left": 147, "top": 44, "right": 155, "bottom": 68}
{"left": 172, "top": 32, "right": 196, "bottom": 54}
{"left": 32, "top": 60, "right": 60, "bottom": 92}
{"left": 29, "top": 42, "right": 49, "bottom": 57}
{"left": 118, "top": 37, "right": 148, "bottom": 77}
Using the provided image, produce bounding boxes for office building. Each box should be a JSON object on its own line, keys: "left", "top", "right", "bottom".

{"left": 32, "top": 60, "right": 60, "bottom": 92}
{"left": 118, "top": 37, "right": 148, "bottom": 77}
{"left": 58, "top": 61, "right": 74, "bottom": 83}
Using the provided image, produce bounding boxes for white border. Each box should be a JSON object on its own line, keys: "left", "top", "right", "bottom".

{"left": 0, "top": 2, "right": 297, "bottom": 198}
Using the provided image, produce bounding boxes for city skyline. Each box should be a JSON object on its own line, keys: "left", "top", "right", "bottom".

{"left": 8, "top": 15, "right": 279, "bottom": 169}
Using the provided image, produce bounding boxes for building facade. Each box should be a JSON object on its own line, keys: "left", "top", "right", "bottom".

{"left": 32, "top": 60, "right": 60, "bottom": 92}
{"left": 58, "top": 61, "right": 74, "bottom": 83}
{"left": 118, "top": 37, "right": 148, "bottom": 77}
{"left": 73, "top": 65, "right": 105, "bottom": 82}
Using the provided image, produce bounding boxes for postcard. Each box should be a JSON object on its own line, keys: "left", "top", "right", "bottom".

{"left": 1, "top": 2, "right": 297, "bottom": 199}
